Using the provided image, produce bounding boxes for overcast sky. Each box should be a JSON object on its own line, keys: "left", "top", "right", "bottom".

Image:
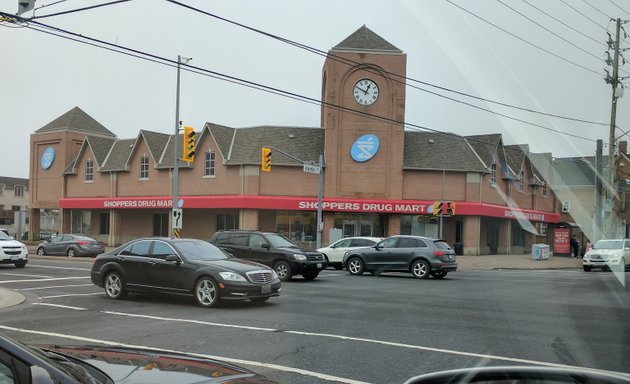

{"left": 1, "top": 0, "right": 629, "bottom": 179}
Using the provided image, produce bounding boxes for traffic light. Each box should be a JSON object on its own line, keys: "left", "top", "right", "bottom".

{"left": 432, "top": 201, "right": 442, "bottom": 216}
{"left": 447, "top": 201, "right": 456, "bottom": 216}
{"left": 261, "top": 147, "right": 272, "bottom": 172}
{"left": 182, "top": 125, "right": 195, "bottom": 162}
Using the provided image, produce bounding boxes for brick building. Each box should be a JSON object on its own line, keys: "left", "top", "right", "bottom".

{"left": 28, "top": 26, "right": 560, "bottom": 254}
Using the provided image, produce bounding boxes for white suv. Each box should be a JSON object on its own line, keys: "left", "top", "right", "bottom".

{"left": 0, "top": 230, "right": 28, "bottom": 268}
{"left": 582, "top": 238, "right": 630, "bottom": 272}
{"left": 317, "top": 236, "right": 383, "bottom": 270}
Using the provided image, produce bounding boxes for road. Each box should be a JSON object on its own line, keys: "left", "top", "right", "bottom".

{"left": 0, "top": 259, "right": 628, "bottom": 384}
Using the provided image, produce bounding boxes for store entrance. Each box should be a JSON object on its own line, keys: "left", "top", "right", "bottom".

{"left": 343, "top": 220, "right": 374, "bottom": 237}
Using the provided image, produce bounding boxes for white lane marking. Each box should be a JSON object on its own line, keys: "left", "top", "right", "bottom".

{"left": 41, "top": 292, "right": 102, "bottom": 299}
{"left": 101, "top": 310, "right": 630, "bottom": 379}
{"left": 32, "top": 303, "right": 87, "bottom": 311}
{"left": 0, "top": 272, "right": 53, "bottom": 278}
{"left": 0, "top": 325, "right": 370, "bottom": 384}
{"left": 25, "top": 264, "right": 92, "bottom": 272}
{"left": 20, "top": 284, "right": 94, "bottom": 291}
{"left": 0, "top": 277, "right": 90, "bottom": 284}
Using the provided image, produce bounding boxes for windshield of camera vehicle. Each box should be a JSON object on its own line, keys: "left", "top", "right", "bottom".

{"left": 593, "top": 240, "right": 623, "bottom": 250}
{"left": 266, "top": 234, "right": 299, "bottom": 248}
{"left": 174, "top": 240, "right": 230, "bottom": 261}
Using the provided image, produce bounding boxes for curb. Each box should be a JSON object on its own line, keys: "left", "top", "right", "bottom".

{"left": 0, "top": 287, "right": 26, "bottom": 309}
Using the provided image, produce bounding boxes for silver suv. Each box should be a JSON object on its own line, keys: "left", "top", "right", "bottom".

{"left": 342, "top": 235, "right": 457, "bottom": 279}
{"left": 582, "top": 238, "right": 630, "bottom": 272}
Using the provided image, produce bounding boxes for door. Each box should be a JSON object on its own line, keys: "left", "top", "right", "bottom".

{"left": 387, "top": 237, "right": 422, "bottom": 270}
{"left": 47, "top": 235, "right": 70, "bottom": 255}
{"left": 487, "top": 221, "right": 499, "bottom": 254}
{"left": 148, "top": 240, "right": 194, "bottom": 293}
{"left": 117, "top": 240, "right": 153, "bottom": 287}
{"left": 360, "top": 221, "right": 373, "bottom": 236}
{"left": 365, "top": 237, "right": 397, "bottom": 270}
{"left": 343, "top": 220, "right": 356, "bottom": 237}
{"left": 246, "top": 234, "right": 271, "bottom": 266}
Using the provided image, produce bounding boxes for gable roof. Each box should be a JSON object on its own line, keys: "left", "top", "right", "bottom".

{"left": 63, "top": 136, "right": 116, "bottom": 175}
{"left": 100, "top": 139, "right": 136, "bottom": 172}
{"left": 34, "top": 106, "right": 115, "bottom": 138}
{"left": 552, "top": 156, "right": 598, "bottom": 188}
{"left": 0, "top": 177, "right": 28, "bottom": 190}
{"left": 465, "top": 134, "right": 502, "bottom": 168}
{"left": 332, "top": 25, "right": 402, "bottom": 53}
{"left": 504, "top": 144, "right": 528, "bottom": 177}
{"left": 403, "top": 131, "right": 486, "bottom": 172}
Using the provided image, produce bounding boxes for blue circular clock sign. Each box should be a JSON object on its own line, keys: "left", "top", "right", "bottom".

{"left": 351, "top": 134, "right": 380, "bottom": 162}
{"left": 41, "top": 147, "right": 55, "bottom": 170}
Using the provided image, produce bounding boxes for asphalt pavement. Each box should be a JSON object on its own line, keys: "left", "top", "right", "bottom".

{"left": 0, "top": 250, "right": 582, "bottom": 310}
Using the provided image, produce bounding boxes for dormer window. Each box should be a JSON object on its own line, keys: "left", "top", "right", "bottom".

{"left": 140, "top": 156, "right": 149, "bottom": 179}
{"left": 14, "top": 186, "right": 24, "bottom": 197}
{"left": 490, "top": 161, "right": 497, "bottom": 186}
{"left": 518, "top": 169, "right": 524, "bottom": 192}
{"left": 85, "top": 159, "right": 94, "bottom": 182}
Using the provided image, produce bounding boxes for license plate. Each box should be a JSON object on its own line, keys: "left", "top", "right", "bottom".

{"left": 261, "top": 285, "right": 271, "bottom": 294}
{"left": 317, "top": 263, "right": 322, "bottom": 269}
{"left": 10, "top": 256, "right": 19, "bottom": 261}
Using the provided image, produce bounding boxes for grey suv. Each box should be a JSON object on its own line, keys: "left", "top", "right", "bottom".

{"left": 209, "top": 230, "right": 327, "bottom": 281}
{"left": 342, "top": 235, "right": 457, "bottom": 279}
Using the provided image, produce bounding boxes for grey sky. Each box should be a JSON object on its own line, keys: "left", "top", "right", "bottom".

{"left": 1, "top": 0, "right": 628, "bottom": 179}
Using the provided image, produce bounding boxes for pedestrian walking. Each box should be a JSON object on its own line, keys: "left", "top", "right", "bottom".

{"left": 570, "top": 234, "right": 579, "bottom": 258}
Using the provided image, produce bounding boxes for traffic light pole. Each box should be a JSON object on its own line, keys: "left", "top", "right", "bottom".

{"left": 172, "top": 55, "right": 191, "bottom": 237}
{"left": 265, "top": 146, "right": 324, "bottom": 249}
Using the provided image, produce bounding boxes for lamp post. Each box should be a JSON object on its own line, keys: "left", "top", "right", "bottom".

{"left": 172, "top": 55, "right": 191, "bottom": 237}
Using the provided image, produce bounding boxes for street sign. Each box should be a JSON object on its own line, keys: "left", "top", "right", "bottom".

{"left": 303, "top": 164, "right": 321, "bottom": 174}
{"left": 172, "top": 208, "right": 183, "bottom": 229}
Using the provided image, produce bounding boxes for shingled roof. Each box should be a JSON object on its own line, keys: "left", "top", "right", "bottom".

{"left": 332, "top": 25, "right": 402, "bottom": 53}
{"left": 0, "top": 177, "right": 28, "bottom": 190}
{"left": 206, "top": 124, "right": 324, "bottom": 166}
{"left": 100, "top": 139, "right": 135, "bottom": 172}
{"left": 403, "top": 131, "right": 486, "bottom": 172}
{"left": 465, "top": 134, "right": 502, "bottom": 168}
{"left": 35, "top": 106, "right": 115, "bottom": 138}
{"left": 552, "top": 156, "right": 598, "bottom": 188}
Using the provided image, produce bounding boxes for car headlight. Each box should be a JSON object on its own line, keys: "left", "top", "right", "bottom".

{"left": 292, "top": 253, "right": 307, "bottom": 261}
{"left": 21, "top": 244, "right": 27, "bottom": 251}
{"left": 218, "top": 272, "right": 246, "bottom": 282}
{"left": 272, "top": 270, "right": 279, "bottom": 280}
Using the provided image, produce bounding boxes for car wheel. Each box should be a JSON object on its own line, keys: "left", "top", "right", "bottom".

{"left": 583, "top": 265, "right": 592, "bottom": 272}
{"left": 302, "top": 271, "right": 320, "bottom": 280}
{"left": 67, "top": 248, "right": 76, "bottom": 257}
{"left": 14, "top": 262, "right": 26, "bottom": 268}
{"left": 250, "top": 297, "right": 269, "bottom": 303}
{"left": 411, "top": 260, "right": 430, "bottom": 279}
{"left": 104, "top": 271, "right": 127, "bottom": 299}
{"left": 347, "top": 257, "right": 364, "bottom": 275}
{"left": 430, "top": 271, "right": 448, "bottom": 279}
{"left": 194, "top": 277, "right": 219, "bottom": 308}
{"left": 274, "top": 261, "right": 293, "bottom": 281}
{"left": 36, "top": 247, "right": 45, "bottom": 256}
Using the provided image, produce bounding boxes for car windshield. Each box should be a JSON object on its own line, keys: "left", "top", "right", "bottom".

{"left": 265, "top": 234, "right": 299, "bottom": 248}
{"left": 593, "top": 240, "right": 623, "bottom": 250}
{"left": 175, "top": 240, "right": 230, "bottom": 261}
{"left": 0, "top": 232, "right": 11, "bottom": 241}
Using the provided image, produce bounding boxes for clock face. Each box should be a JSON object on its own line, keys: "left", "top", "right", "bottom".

{"left": 353, "top": 79, "right": 379, "bottom": 105}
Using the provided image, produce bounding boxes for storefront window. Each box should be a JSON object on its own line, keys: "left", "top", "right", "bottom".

{"left": 511, "top": 221, "right": 525, "bottom": 246}
{"left": 400, "top": 215, "right": 438, "bottom": 238}
{"left": 99, "top": 212, "right": 110, "bottom": 235}
{"left": 70, "top": 210, "right": 91, "bottom": 234}
{"left": 217, "top": 213, "right": 239, "bottom": 230}
{"left": 276, "top": 211, "right": 316, "bottom": 248}
{"left": 332, "top": 213, "right": 385, "bottom": 238}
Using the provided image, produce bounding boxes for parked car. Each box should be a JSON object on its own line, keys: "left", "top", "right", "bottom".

{"left": 36, "top": 233, "right": 105, "bottom": 257}
{"left": 317, "top": 236, "right": 383, "bottom": 269}
{"left": 342, "top": 235, "right": 457, "bottom": 279}
{"left": 0, "top": 230, "right": 28, "bottom": 268}
{"left": 91, "top": 237, "right": 281, "bottom": 307}
{"left": 209, "top": 230, "right": 327, "bottom": 281}
{"left": 0, "top": 333, "right": 278, "bottom": 384}
{"left": 582, "top": 238, "right": 630, "bottom": 272}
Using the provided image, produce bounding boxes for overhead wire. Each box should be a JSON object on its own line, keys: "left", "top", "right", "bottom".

{"left": 446, "top": 0, "right": 604, "bottom": 77}
{"left": 30, "top": 0, "right": 131, "bottom": 20}
{"left": 164, "top": 0, "right": 609, "bottom": 127}
{"left": 606, "top": 0, "right": 630, "bottom": 18}
{"left": 559, "top": 0, "right": 608, "bottom": 31}
{"left": 580, "top": 0, "right": 614, "bottom": 20}
{"left": 1, "top": 12, "right": 597, "bottom": 145}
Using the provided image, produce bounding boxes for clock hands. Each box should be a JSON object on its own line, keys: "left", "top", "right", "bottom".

{"left": 355, "top": 85, "right": 368, "bottom": 95}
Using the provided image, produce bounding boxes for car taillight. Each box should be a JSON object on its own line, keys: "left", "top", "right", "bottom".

{"left": 77, "top": 241, "right": 89, "bottom": 246}
{"left": 434, "top": 250, "right": 446, "bottom": 257}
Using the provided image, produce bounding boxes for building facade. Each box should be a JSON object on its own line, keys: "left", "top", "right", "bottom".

{"left": 0, "top": 176, "right": 29, "bottom": 238}
{"left": 28, "top": 27, "right": 560, "bottom": 254}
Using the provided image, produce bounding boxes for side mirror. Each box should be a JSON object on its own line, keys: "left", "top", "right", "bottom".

{"left": 165, "top": 254, "right": 181, "bottom": 263}
{"left": 261, "top": 243, "right": 270, "bottom": 249}
{"left": 30, "top": 366, "right": 55, "bottom": 384}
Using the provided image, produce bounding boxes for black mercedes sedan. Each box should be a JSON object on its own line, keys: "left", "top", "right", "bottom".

{"left": 90, "top": 237, "right": 281, "bottom": 308}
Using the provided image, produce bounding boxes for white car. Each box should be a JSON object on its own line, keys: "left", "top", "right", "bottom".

{"left": 317, "top": 236, "right": 383, "bottom": 269}
{"left": 0, "top": 230, "right": 28, "bottom": 268}
{"left": 582, "top": 238, "right": 630, "bottom": 272}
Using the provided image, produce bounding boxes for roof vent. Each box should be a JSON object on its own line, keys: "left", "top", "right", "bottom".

{"left": 289, "top": 134, "right": 295, "bottom": 139}
{"left": 428, "top": 139, "right": 435, "bottom": 144}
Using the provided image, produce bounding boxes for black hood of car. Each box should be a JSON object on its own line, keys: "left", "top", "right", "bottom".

{"left": 195, "top": 258, "right": 271, "bottom": 273}
{"left": 38, "top": 344, "right": 278, "bottom": 384}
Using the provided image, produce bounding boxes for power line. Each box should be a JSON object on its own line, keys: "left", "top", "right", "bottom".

{"left": 497, "top": 0, "right": 605, "bottom": 62}
{"left": 580, "top": 0, "right": 613, "bottom": 20}
{"left": 1, "top": 12, "right": 596, "bottom": 146}
{"left": 164, "top": 0, "right": 609, "bottom": 127}
{"left": 30, "top": 0, "right": 131, "bottom": 20}
{"left": 607, "top": 0, "right": 630, "bottom": 18}
{"left": 446, "top": 0, "right": 604, "bottom": 77}
{"left": 559, "top": 0, "right": 608, "bottom": 31}
{"left": 523, "top": 0, "right": 605, "bottom": 47}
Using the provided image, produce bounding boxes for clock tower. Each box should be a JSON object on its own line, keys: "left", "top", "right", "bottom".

{"left": 322, "top": 26, "right": 407, "bottom": 199}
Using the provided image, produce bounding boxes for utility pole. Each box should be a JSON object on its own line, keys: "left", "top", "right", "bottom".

{"left": 606, "top": 18, "right": 622, "bottom": 238}
{"left": 595, "top": 139, "right": 603, "bottom": 241}
{"left": 172, "top": 55, "right": 191, "bottom": 237}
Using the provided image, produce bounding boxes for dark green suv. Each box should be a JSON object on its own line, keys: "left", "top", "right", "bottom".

{"left": 209, "top": 230, "right": 327, "bottom": 281}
